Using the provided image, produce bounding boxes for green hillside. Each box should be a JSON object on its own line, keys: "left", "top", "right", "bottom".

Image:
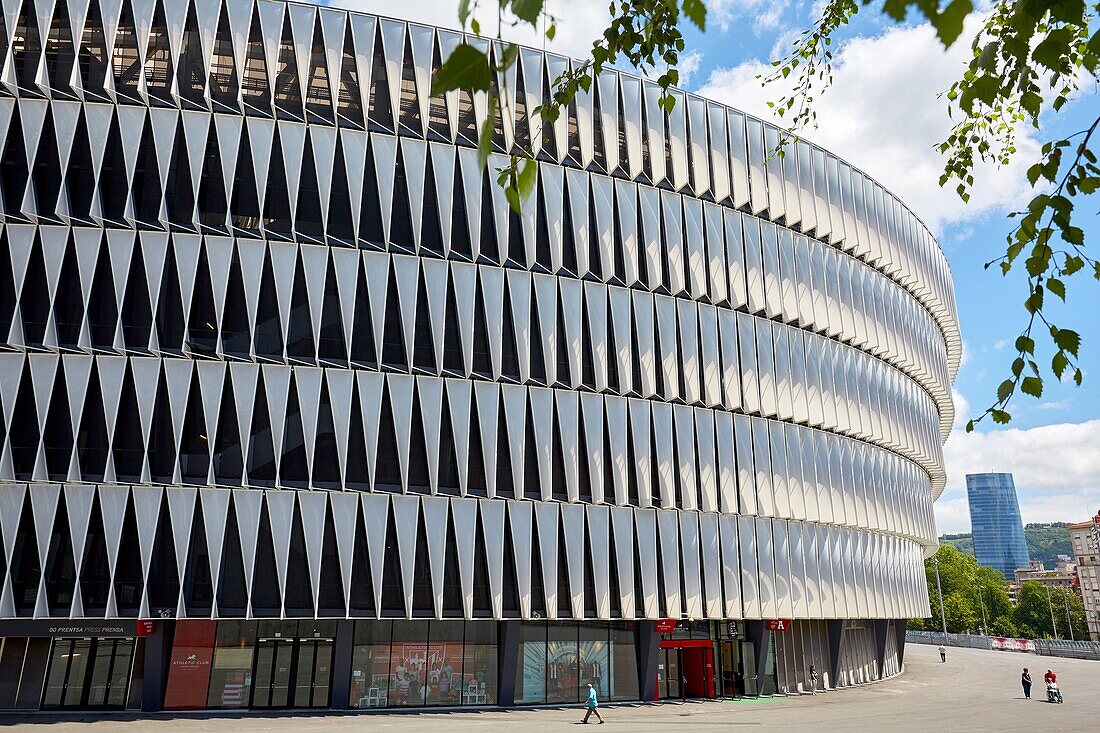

{"left": 940, "top": 523, "right": 1073, "bottom": 570}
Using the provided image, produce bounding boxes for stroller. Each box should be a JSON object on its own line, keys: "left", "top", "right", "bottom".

{"left": 1046, "top": 681, "right": 1063, "bottom": 703}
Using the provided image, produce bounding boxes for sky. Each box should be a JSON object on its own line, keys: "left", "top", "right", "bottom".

{"left": 340, "top": 0, "right": 1100, "bottom": 534}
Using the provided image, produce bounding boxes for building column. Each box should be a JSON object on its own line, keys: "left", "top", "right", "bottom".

{"left": 826, "top": 619, "right": 846, "bottom": 689}
{"left": 497, "top": 621, "right": 521, "bottom": 706}
{"left": 635, "top": 620, "right": 660, "bottom": 701}
{"left": 895, "top": 620, "right": 909, "bottom": 669}
{"left": 329, "top": 619, "right": 355, "bottom": 710}
{"left": 873, "top": 620, "right": 889, "bottom": 680}
{"left": 141, "top": 620, "right": 175, "bottom": 712}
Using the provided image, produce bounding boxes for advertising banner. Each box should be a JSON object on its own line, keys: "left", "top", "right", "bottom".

{"left": 164, "top": 620, "right": 218, "bottom": 709}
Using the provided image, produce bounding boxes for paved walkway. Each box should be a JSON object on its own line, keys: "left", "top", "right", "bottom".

{"left": 2, "top": 643, "right": 1096, "bottom": 731}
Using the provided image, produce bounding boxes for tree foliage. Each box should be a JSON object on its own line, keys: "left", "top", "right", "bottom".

{"left": 916, "top": 546, "right": 1087, "bottom": 639}
{"left": 1014, "top": 581, "right": 1089, "bottom": 640}
{"left": 438, "top": 0, "right": 1100, "bottom": 424}
{"left": 768, "top": 0, "right": 1100, "bottom": 428}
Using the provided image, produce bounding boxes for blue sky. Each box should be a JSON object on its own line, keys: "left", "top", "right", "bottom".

{"left": 351, "top": 0, "right": 1100, "bottom": 533}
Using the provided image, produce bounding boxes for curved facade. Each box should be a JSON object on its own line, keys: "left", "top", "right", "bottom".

{"left": 0, "top": 0, "right": 957, "bottom": 713}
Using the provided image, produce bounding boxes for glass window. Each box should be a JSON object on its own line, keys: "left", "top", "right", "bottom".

{"left": 609, "top": 622, "right": 639, "bottom": 701}
{"left": 461, "top": 622, "right": 498, "bottom": 705}
{"left": 578, "top": 622, "right": 610, "bottom": 700}
{"left": 349, "top": 620, "right": 393, "bottom": 708}
{"left": 545, "top": 622, "right": 580, "bottom": 704}
{"left": 515, "top": 621, "right": 548, "bottom": 704}
{"left": 425, "top": 620, "right": 465, "bottom": 706}
{"left": 391, "top": 620, "right": 431, "bottom": 706}
{"left": 207, "top": 621, "right": 258, "bottom": 709}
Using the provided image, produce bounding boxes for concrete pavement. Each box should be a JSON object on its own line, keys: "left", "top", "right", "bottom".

{"left": 2, "top": 643, "right": 1096, "bottom": 731}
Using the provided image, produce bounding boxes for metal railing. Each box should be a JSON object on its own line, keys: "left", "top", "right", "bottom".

{"left": 906, "top": 631, "right": 1100, "bottom": 660}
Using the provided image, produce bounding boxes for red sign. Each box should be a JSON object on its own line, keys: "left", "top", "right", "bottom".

{"left": 655, "top": 619, "right": 677, "bottom": 634}
{"left": 136, "top": 620, "right": 156, "bottom": 637}
{"left": 164, "top": 621, "right": 217, "bottom": 710}
{"left": 766, "top": 619, "right": 792, "bottom": 632}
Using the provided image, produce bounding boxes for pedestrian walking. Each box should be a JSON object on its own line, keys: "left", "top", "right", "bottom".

{"left": 809, "top": 664, "right": 819, "bottom": 695}
{"left": 1021, "top": 668, "right": 1032, "bottom": 699}
{"left": 939, "top": 644, "right": 946, "bottom": 663}
{"left": 581, "top": 683, "right": 604, "bottom": 724}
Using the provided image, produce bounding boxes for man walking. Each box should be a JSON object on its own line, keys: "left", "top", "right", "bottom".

{"left": 809, "top": 664, "right": 819, "bottom": 695}
{"left": 581, "top": 683, "right": 604, "bottom": 724}
{"left": 1021, "top": 668, "right": 1032, "bottom": 700}
{"left": 938, "top": 644, "right": 946, "bottom": 663}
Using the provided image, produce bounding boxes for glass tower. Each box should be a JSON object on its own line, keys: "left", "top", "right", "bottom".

{"left": 966, "top": 473, "right": 1031, "bottom": 579}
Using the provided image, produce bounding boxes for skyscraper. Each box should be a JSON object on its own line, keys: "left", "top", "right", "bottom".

{"left": 966, "top": 473, "right": 1030, "bottom": 580}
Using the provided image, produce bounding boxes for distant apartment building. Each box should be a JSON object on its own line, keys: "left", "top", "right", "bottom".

{"left": 1067, "top": 513, "right": 1100, "bottom": 641}
{"left": 1014, "top": 558, "right": 1078, "bottom": 591}
{"left": 966, "top": 473, "right": 1030, "bottom": 580}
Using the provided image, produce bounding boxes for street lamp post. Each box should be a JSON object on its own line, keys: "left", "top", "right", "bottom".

{"left": 933, "top": 556, "right": 948, "bottom": 638}
{"left": 976, "top": 583, "right": 988, "bottom": 634}
{"left": 1046, "top": 586, "right": 1059, "bottom": 639}
{"left": 1063, "top": 592, "right": 1075, "bottom": 642}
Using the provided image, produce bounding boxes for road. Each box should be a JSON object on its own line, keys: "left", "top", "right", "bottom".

{"left": 2, "top": 643, "right": 1095, "bottom": 731}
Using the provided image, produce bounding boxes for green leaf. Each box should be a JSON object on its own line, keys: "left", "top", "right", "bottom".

{"left": 1015, "top": 336, "right": 1035, "bottom": 355}
{"left": 1052, "top": 351, "right": 1069, "bottom": 379}
{"left": 682, "top": 0, "right": 707, "bottom": 31}
{"left": 517, "top": 158, "right": 538, "bottom": 206}
{"left": 432, "top": 43, "right": 492, "bottom": 96}
{"left": 477, "top": 113, "right": 494, "bottom": 170}
{"left": 1053, "top": 327, "right": 1081, "bottom": 357}
{"left": 510, "top": 0, "right": 544, "bottom": 26}
{"left": 990, "top": 409, "right": 1011, "bottom": 425}
{"left": 1047, "top": 277, "right": 1066, "bottom": 301}
{"left": 933, "top": 0, "right": 974, "bottom": 46}
{"left": 1032, "top": 27, "right": 1073, "bottom": 72}
{"left": 1021, "top": 376, "right": 1043, "bottom": 398}
{"left": 996, "top": 379, "right": 1014, "bottom": 403}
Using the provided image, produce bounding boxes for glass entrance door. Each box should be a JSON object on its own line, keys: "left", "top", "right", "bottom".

{"left": 661, "top": 648, "right": 684, "bottom": 700}
{"left": 41, "top": 638, "right": 135, "bottom": 710}
{"left": 251, "top": 638, "right": 333, "bottom": 709}
{"left": 295, "top": 640, "right": 333, "bottom": 708}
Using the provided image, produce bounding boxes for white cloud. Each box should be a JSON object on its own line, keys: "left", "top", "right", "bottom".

{"left": 694, "top": 16, "right": 1041, "bottom": 233}
{"left": 950, "top": 388, "right": 971, "bottom": 430}
{"left": 992, "top": 339, "right": 1010, "bottom": 351}
{"left": 1038, "top": 400, "right": 1072, "bottom": 411}
{"left": 937, "top": 420, "right": 1100, "bottom": 533}
{"left": 677, "top": 51, "right": 704, "bottom": 87}
{"left": 706, "top": 0, "right": 793, "bottom": 34}
{"left": 648, "top": 50, "right": 704, "bottom": 88}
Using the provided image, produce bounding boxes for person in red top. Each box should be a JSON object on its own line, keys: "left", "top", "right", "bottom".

{"left": 1044, "top": 669, "right": 1057, "bottom": 684}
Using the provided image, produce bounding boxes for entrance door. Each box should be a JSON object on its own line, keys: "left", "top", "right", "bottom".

{"left": 294, "top": 639, "right": 333, "bottom": 708}
{"left": 682, "top": 647, "right": 714, "bottom": 698}
{"left": 251, "top": 638, "right": 333, "bottom": 709}
{"left": 41, "top": 638, "right": 135, "bottom": 710}
{"left": 661, "top": 648, "right": 683, "bottom": 700}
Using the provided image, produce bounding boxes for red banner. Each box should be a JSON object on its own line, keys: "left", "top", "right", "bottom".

{"left": 164, "top": 620, "right": 217, "bottom": 709}
{"left": 655, "top": 619, "right": 677, "bottom": 634}
{"left": 766, "top": 619, "right": 792, "bottom": 632}
{"left": 136, "top": 620, "right": 156, "bottom": 637}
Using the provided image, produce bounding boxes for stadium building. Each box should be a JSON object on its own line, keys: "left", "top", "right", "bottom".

{"left": 0, "top": 0, "right": 960, "bottom": 712}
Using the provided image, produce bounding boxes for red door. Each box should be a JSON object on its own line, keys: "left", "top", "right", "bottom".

{"left": 682, "top": 647, "right": 714, "bottom": 698}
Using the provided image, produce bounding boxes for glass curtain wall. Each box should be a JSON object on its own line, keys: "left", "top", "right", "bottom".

{"left": 515, "top": 621, "right": 639, "bottom": 705}
{"left": 348, "top": 620, "right": 498, "bottom": 708}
